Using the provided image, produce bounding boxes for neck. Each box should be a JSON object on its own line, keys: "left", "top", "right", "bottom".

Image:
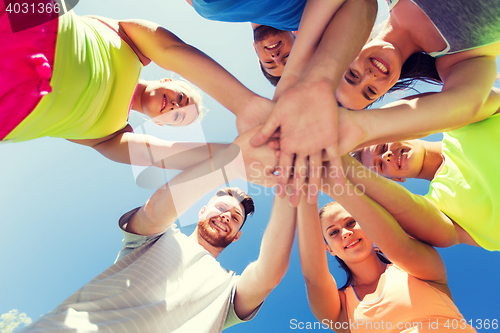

{"left": 376, "top": 16, "right": 421, "bottom": 64}
{"left": 189, "top": 228, "right": 224, "bottom": 258}
{"left": 131, "top": 80, "right": 147, "bottom": 113}
{"left": 348, "top": 251, "right": 387, "bottom": 287}
{"left": 417, "top": 141, "right": 444, "bottom": 181}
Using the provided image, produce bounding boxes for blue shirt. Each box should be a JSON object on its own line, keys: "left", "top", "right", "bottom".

{"left": 192, "top": 0, "right": 307, "bottom": 31}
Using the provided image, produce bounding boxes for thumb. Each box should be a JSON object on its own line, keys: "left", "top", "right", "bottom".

{"left": 250, "top": 111, "right": 281, "bottom": 147}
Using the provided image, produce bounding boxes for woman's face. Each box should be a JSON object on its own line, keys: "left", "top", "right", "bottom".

{"left": 321, "top": 205, "right": 373, "bottom": 263}
{"left": 142, "top": 79, "right": 199, "bottom": 126}
{"left": 336, "top": 39, "right": 402, "bottom": 110}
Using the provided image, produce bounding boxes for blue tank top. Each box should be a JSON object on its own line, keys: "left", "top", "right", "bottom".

{"left": 192, "top": 0, "right": 307, "bottom": 31}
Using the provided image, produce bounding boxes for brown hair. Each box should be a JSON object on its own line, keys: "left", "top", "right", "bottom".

{"left": 215, "top": 187, "right": 255, "bottom": 227}
{"left": 319, "top": 202, "right": 391, "bottom": 290}
{"left": 259, "top": 61, "right": 280, "bottom": 86}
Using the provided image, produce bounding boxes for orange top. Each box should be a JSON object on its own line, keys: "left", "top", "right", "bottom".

{"left": 344, "top": 265, "right": 476, "bottom": 332}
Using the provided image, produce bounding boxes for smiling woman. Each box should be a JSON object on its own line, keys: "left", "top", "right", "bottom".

{"left": 0, "top": 0, "right": 270, "bottom": 170}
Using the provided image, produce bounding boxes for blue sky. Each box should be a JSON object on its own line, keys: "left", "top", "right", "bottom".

{"left": 1, "top": 0, "right": 499, "bottom": 332}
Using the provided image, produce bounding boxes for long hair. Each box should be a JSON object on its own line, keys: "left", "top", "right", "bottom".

{"left": 335, "top": 249, "right": 391, "bottom": 290}
{"left": 319, "top": 202, "right": 392, "bottom": 291}
{"left": 389, "top": 52, "right": 442, "bottom": 93}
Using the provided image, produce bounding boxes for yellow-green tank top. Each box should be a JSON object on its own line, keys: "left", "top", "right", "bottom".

{"left": 5, "top": 11, "right": 143, "bottom": 141}
{"left": 425, "top": 113, "right": 500, "bottom": 251}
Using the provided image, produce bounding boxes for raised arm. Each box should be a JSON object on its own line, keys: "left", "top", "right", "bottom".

{"left": 232, "top": 195, "right": 297, "bottom": 319}
{"left": 297, "top": 198, "right": 345, "bottom": 329}
{"left": 69, "top": 126, "right": 229, "bottom": 170}
{"left": 322, "top": 161, "right": 449, "bottom": 286}
{"left": 337, "top": 155, "right": 457, "bottom": 248}
{"left": 125, "top": 127, "right": 278, "bottom": 235}
{"left": 118, "top": 19, "right": 271, "bottom": 121}
{"left": 252, "top": 0, "right": 377, "bottom": 204}
{"left": 338, "top": 58, "right": 500, "bottom": 154}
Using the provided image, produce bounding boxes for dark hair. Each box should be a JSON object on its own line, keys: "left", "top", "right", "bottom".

{"left": 319, "top": 202, "right": 392, "bottom": 291}
{"left": 259, "top": 61, "right": 280, "bottom": 86}
{"left": 335, "top": 249, "right": 391, "bottom": 290}
{"left": 349, "top": 149, "right": 363, "bottom": 164}
{"left": 215, "top": 187, "right": 255, "bottom": 227}
{"left": 389, "top": 52, "right": 442, "bottom": 93}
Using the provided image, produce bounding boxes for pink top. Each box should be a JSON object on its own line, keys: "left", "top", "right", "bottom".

{"left": 344, "top": 265, "right": 476, "bottom": 332}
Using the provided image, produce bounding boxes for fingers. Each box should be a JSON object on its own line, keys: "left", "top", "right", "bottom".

{"left": 267, "top": 139, "right": 280, "bottom": 150}
{"left": 275, "top": 151, "right": 294, "bottom": 198}
{"left": 290, "top": 155, "right": 308, "bottom": 207}
{"left": 250, "top": 112, "right": 281, "bottom": 147}
{"left": 307, "top": 153, "right": 322, "bottom": 203}
{"left": 325, "top": 146, "right": 344, "bottom": 186}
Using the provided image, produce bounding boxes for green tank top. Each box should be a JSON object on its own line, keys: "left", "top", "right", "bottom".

{"left": 425, "top": 113, "right": 500, "bottom": 251}
{"left": 5, "top": 11, "right": 143, "bottom": 141}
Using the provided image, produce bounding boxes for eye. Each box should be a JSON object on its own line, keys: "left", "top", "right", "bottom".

{"left": 382, "top": 144, "right": 388, "bottom": 152}
{"left": 179, "top": 93, "right": 184, "bottom": 104}
{"left": 347, "top": 220, "right": 356, "bottom": 228}
{"left": 186, "top": 97, "right": 190, "bottom": 105}
{"left": 349, "top": 69, "right": 359, "bottom": 79}
{"left": 379, "top": 161, "right": 383, "bottom": 172}
{"left": 330, "top": 229, "right": 339, "bottom": 237}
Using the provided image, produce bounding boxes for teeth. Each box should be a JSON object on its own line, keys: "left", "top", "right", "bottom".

{"left": 346, "top": 239, "right": 360, "bottom": 248}
{"left": 213, "top": 219, "right": 227, "bottom": 232}
{"left": 398, "top": 150, "right": 402, "bottom": 168}
{"left": 266, "top": 42, "right": 279, "bottom": 49}
{"left": 372, "top": 59, "right": 388, "bottom": 74}
{"left": 162, "top": 95, "right": 166, "bottom": 111}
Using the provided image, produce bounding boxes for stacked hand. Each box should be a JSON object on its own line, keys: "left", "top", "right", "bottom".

{"left": 249, "top": 79, "right": 341, "bottom": 206}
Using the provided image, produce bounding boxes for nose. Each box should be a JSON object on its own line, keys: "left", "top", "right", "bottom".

{"left": 364, "top": 68, "right": 377, "bottom": 79}
{"left": 270, "top": 51, "right": 281, "bottom": 63}
{"left": 382, "top": 150, "right": 392, "bottom": 162}
{"left": 220, "top": 211, "right": 230, "bottom": 223}
{"left": 342, "top": 228, "right": 353, "bottom": 239}
{"left": 169, "top": 101, "right": 179, "bottom": 111}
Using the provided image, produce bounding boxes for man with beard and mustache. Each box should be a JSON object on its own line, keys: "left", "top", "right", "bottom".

{"left": 24, "top": 130, "right": 298, "bottom": 333}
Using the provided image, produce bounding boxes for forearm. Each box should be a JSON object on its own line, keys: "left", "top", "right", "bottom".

{"left": 140, "top": 143, "right": 244, "bottom": 233}
{"left": 332, "top": 156, "right": 456, "bottom": 247}
{"left": 253, "top": 196, "right": 297, "bottom": 286}
{"left": 297, "top": 198, "right": 342, "bottom": 321}
{"left": 359, "top": 58, "right": 499, "bottom": 147}
{"left": 297, "top": 200, "right": 332, "bottom": 284}
{"left": 274, "top": 0, "right": 348, "bottom": 98}
{"left": 299, "top": 0, "right": 377, "bottom": 88}
{"left": 120, "top": 20, "right": 257, "bottom": 117}
{"left": 234, "top": 195, "right": 296, "bottom": 318}
{"left": 324, "top": 175, "right": 447, "bottom": 282}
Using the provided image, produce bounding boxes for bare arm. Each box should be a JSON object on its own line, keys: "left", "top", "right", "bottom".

{"left": 252, "top": 0, "right": 377, "bottom": 204}
{"left": 322, "top": 161, "right": 448, "bottom": 285}
{"left": 125, "top": 127, "right": 279, "bottom": 235}
{"left": 340, "top": 57, "right": 500, "bottom": 153}
{"left": 338, "top": 155, "right": 457, "bottom": 248}
{"left": 297, "top": 198, "right": 345, "bottom": 329}
{"left": 233, "top": 195, "right": 297, "bottom": 319}
{"left": 119, "top": 19, "right": 267, "bottom": 119}
{"left": 69, "top": 126, "right": 229, "bottom": 170}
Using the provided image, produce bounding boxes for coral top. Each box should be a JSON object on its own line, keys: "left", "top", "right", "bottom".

{"left": 344, "top": 265, "right": 476, "bottom": 332}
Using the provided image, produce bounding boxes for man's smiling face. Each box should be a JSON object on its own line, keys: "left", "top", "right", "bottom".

{"left": 253, "top": 25, "right": 296, "bottom": 77}
{"left": 197, "top": 195, "right": 245, "bottom": 248}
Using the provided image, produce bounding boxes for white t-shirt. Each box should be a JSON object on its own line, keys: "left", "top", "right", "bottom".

{"left": 23, "top": 208, "right": 260, "bottom": 332}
